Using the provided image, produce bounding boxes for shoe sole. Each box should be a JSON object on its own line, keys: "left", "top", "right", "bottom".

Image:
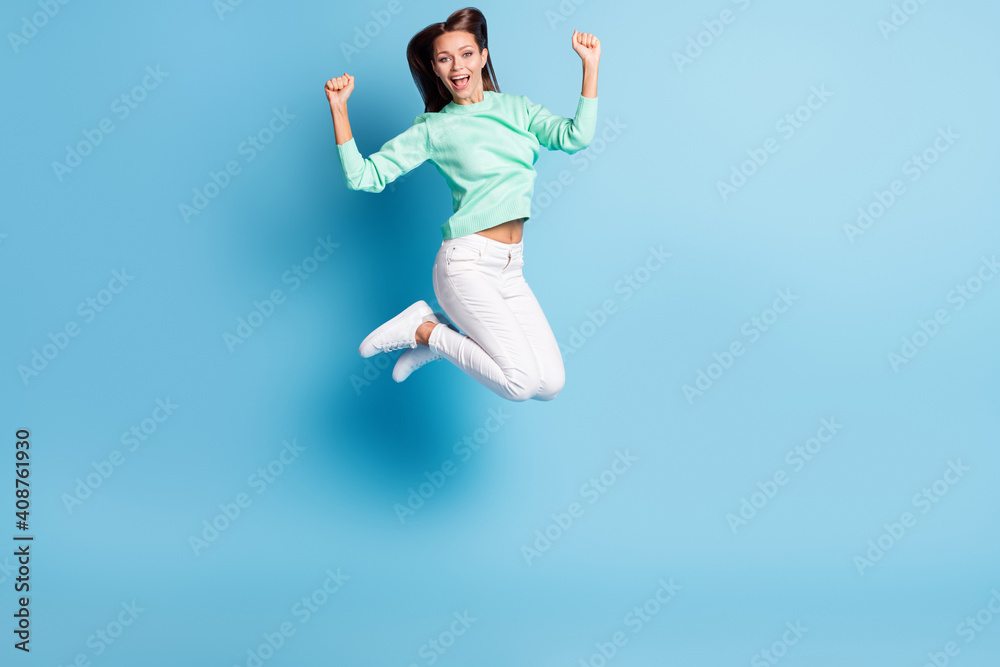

{"left": 393, "top": 349, "right": 442, "bottom": 382}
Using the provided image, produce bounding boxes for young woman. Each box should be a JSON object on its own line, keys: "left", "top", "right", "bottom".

{"left": 324, "top": 7, "right": 600, "bottom": 402}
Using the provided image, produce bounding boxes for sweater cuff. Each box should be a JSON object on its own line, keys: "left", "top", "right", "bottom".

{"left": 575, "top": 94, "right": 598, "bottom": 144}
{"left": 336, "top": 137, "right": 364, "bottom": 188}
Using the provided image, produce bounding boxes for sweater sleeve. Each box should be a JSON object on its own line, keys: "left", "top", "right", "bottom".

{"left": 336, "top": 115, "right": 431, "bottom": 193}
{"left": 524, "top": 94, "right": 598, "bottom": 154}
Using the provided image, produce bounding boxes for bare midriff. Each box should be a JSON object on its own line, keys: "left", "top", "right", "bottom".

{"left": 475, "top": 218, "right": 525, "bottom": 244}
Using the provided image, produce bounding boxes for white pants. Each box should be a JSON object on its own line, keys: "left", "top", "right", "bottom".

{"left": 429, "top": 234, "right": 565, "bottom": 401}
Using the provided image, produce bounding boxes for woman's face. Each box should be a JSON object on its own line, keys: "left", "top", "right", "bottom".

{"left": 431, "top": 30, "right": 488, "bottom": 104}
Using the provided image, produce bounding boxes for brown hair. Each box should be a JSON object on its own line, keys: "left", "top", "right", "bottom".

{"left": 406, "top": 7, "right": 501, "bottom": 113}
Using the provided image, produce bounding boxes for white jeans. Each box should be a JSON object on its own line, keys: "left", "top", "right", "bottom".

{"left": 429, "top": 233, "right": 565, "bottom": 401}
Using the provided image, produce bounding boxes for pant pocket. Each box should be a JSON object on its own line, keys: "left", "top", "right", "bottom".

{"left": 446, "top": 244, "right": 481, "bottom": 266}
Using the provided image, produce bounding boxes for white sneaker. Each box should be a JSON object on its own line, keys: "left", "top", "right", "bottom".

{"left": 358, "top": 300, "right": 437, "bottom": 357}
{"left": 393, "top": 312, "right": 453, "bottom": 382}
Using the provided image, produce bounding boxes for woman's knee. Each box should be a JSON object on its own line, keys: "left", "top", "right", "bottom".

{"left": 532, "top": 363, "right": 565, "bottom": 401}
{"left": 500, "top": 363, "right": 542, "bottom": 402}
{"left": 504, "top": 386, "right": 535, "bottom": 402}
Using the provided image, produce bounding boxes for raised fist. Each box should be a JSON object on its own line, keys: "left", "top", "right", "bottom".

{"left": 325, "top": 73, "right": 354, "bottom": 105}
{"left": 572, "top": 29, "right": 601, "bottom": 66}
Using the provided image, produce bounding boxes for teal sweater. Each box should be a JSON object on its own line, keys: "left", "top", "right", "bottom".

{"left": 336, "top": 90, "right": 598, "bottom": 239}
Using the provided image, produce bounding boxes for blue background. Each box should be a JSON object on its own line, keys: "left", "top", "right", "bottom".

{"left": 2, "top": 0, "right": 999, "bottom": 665}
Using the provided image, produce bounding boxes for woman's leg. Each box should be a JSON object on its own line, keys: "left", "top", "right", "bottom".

{"left": 496, "top": 249, "right": 566, "bottom": 401}
{"left": 429, "top": 235, "right": 557, "bottom": 401}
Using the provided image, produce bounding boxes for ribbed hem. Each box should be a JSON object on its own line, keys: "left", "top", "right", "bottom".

{"left": 441, "top": 196, "right": 532, "bottom": 239}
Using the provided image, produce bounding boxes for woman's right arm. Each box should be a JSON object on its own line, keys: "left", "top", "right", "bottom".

{"left": 323, "top": 72, "right": 431, "bottom": 193}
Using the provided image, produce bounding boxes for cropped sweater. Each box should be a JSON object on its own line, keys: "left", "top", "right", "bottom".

{"left": 336, "top": 90, "right": 598, "bottom": 239}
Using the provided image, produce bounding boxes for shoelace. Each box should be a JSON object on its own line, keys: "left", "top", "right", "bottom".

{"left": 380, "top": 339, "right": 415, "bottom": 351}
{"left": 417, "top": 354, "right": 442, "bottom": 367}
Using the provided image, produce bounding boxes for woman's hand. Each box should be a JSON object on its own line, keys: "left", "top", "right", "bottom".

{"left": 325, "top": 73, "right": 354, "bottom": 144}
{"left": 325, "top": 73, "right": 354, "bottom": 107}
{"left": 571, "top": 30, "right": 600, "bottom": 67}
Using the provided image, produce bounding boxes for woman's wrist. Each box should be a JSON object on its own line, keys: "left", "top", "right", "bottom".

{"left": 581, "top": 61, "right": 598, "bottom": 98}
{"left": 330, "top": 102, "right": 352, "bottom": 144}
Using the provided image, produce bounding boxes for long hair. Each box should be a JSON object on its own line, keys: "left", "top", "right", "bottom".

{"left": 406, "top": 7, "right": 501, "bottom": 113}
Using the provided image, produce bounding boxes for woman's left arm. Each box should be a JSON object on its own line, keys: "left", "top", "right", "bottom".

{"left": 572, "top": 29, "right": 600, "bottom": 98}
{"left": 523, "top": 30, "right": 601, "bottom": 153}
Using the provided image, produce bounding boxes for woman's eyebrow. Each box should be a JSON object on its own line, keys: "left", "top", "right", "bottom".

{"left": 436, "top": 44, "right": 476, "bottom": 56}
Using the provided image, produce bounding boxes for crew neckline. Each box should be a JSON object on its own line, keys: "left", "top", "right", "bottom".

{"left": 442, "top": 90, "right": 496, "bottom": 114}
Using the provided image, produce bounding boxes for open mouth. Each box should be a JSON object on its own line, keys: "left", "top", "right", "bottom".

{"left": 450, "top": 75, "right": 470, "bottom": 90}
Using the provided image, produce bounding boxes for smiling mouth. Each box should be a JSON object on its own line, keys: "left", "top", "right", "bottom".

{"left": 450, "top": 75, "right": 470, "bottom": 90}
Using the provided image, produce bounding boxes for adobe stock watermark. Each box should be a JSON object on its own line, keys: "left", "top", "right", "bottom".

{"left": 17, "top": 268, "right": 135, "bottom": 387}
{"left": 726, "top": 417, "right": 844, "bottom": 534}
{"left": 51, "top": 65, "right": 169, "bottom": 182}
{"left": 187, "top": 438, "right": 305, "bottom": 556}
{"left": 340, "top": 0, "right": 416, "bottom": 63}
{"left": 750, "top": 621, "right": 809, "bottom": 667}
{"left": 559, "top": 245, "right": 671, "bottom": 358}
{"left": 179, "top": 106, "right": 295, "bottom": 224}
{"left": 213, "top": 0, "right": 249, "bottom": 21}
{"left": 716, "top": 85, "right": 833, "bottom": 202}
{"left": 60, "top": 397, "right": 179, "bottom": 514}
{"left": 887, "top": 254, "right": 997, "bottom": 373}
{"left": 878, "top": 0, "right": 933, "bottom": 40}
{"left": 393, "top": 406, "right": 511, "bottom": 523}
{"left": 521, "top": 449, "right": 638, "bottom": 566}
{"left": 223, "top": 235, "right": 340, "bottom": 352}
{"left": 578, "top": 578, "right": 681, "bottom": 667}
{"left": 407, "top": 611, "right": 476, "bottom": 667}
{"left": 529, "top": 117, "right": 628, "bottom": 225}
{"left": 853, "top": 459, "right": 970, "bottom": 576}
{"left": 231, "top": 567, "right": 349, "bottom": 667}
{"left": 682, "top": 288, "right": 798, "bottom": 404}
{"left": 0, "top": 557, "right": 17, "bottom": 586}
{"left": 673, "top": 0, "right": 757, "bottom": 73}
{"left": 843, "top": 126, "right": 959, "bottom": 244}
{"left": 544, "top": 0, "right": 589, "bottom": 30}
{"left": 918, "top": 587, "right": 1000, "bottom": 667}
{"left": 56, "top": 600, "right": 145, "bottom": 665}
{"left": 7, "top": 0, "right": 74, "bottom": 54}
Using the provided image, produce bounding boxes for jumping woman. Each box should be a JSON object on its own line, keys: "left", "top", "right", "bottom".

{"left": 324, "top": 6, "right": 600, "bottom": 401}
